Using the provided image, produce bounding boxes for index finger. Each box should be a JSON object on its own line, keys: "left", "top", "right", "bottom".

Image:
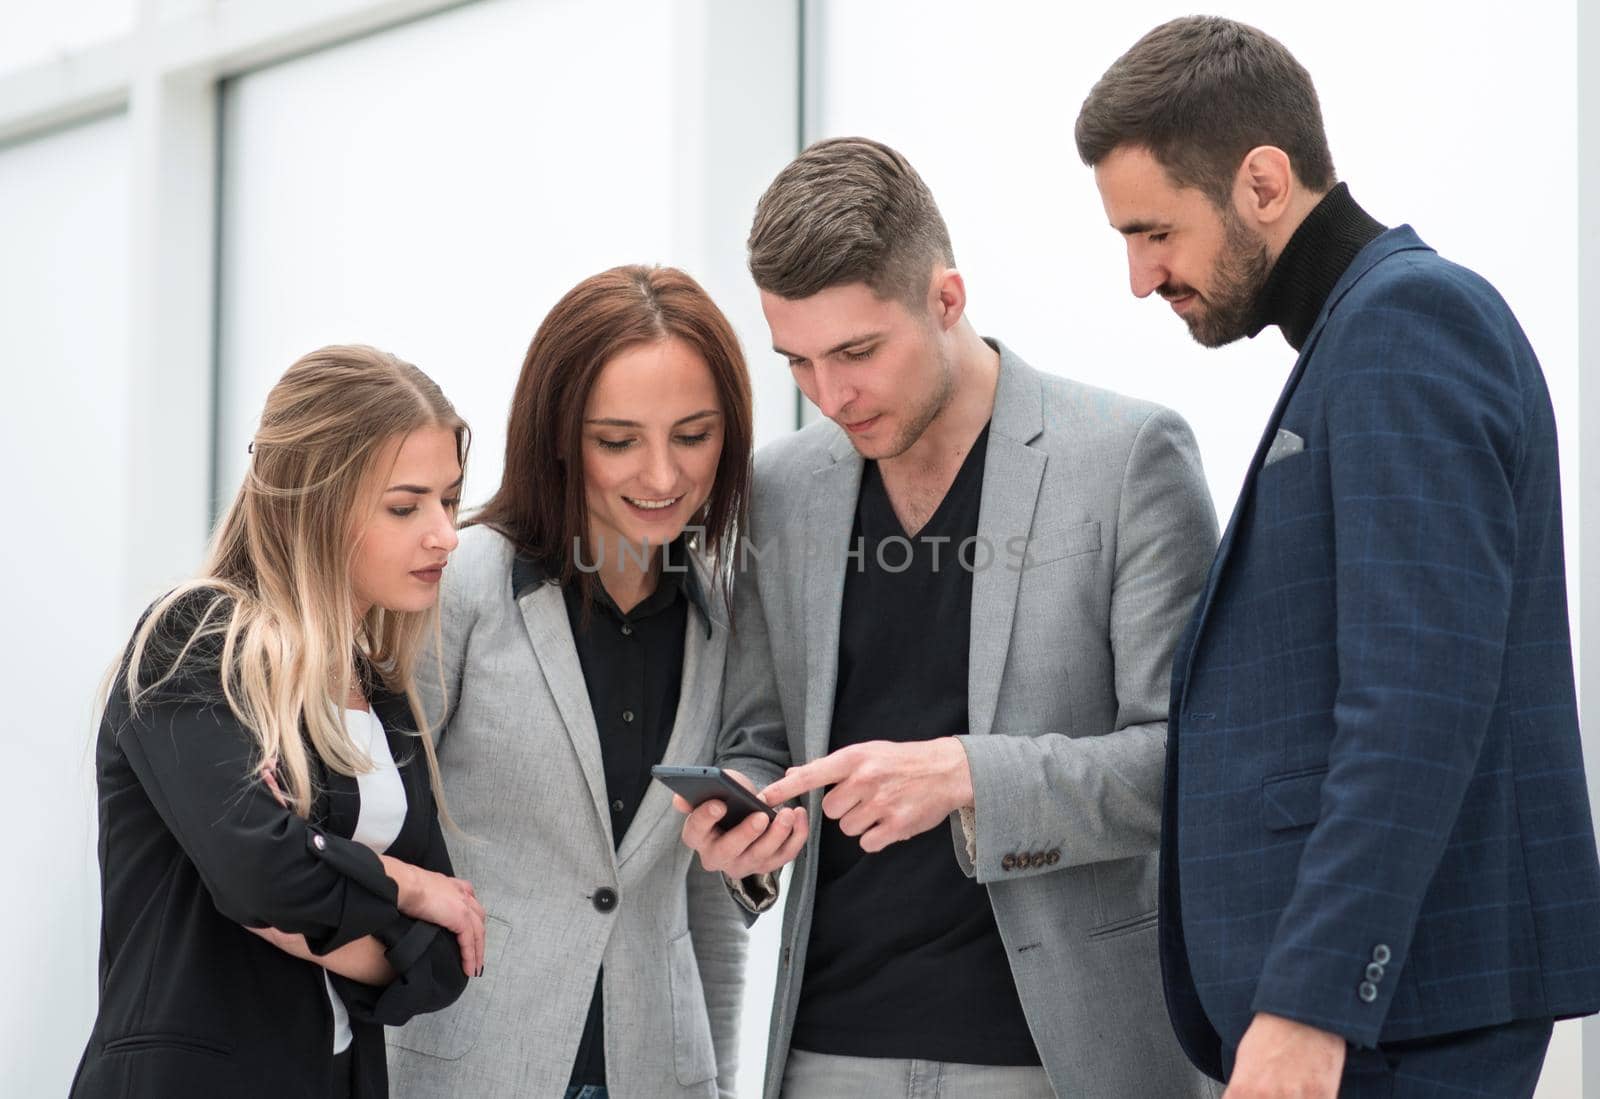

{"left": 761, "top": 752, "right": 855, "bottom": 806}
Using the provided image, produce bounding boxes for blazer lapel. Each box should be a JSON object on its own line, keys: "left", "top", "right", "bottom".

{"left": 1175, "top": 226, "right": 1435, "bottom": 704}
{"left": 968, "top": 344, "right": 1046, "bottom": 739}
{"left": 802, "top": 433, "right": 864, "bottom": 763}
{"left": 516, "top": 581, "right": 615, "bottom": 847}
{"left": 617, "top": 560, "right": 724, "bottom": 869}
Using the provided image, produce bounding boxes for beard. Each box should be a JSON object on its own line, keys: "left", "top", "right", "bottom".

{"left": 1172, "top": 208, "right": 1272, "bottom": 348}
{"left": 873, "top": 347, "right": 956, "bottom": 461}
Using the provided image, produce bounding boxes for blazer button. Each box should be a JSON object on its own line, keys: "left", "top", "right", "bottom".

{"left": 1366, "top": 962, "right": 1385, "bottom": 982}
{"left": 1002, "top": 854, "right": 1017, "bottom": 871}
{"left": 312, "top": 834, "right": 326, "bottom": 852}
{"left": 1046, "top": 849, "right": 1061, "bottom": 865}
{"left": 1372, "top": 944, "right": 1392, "bottom": 965}
{"left": 593, "top": 887, "right": 618, "bottom": 913}
{"left": 1358, "top": 981, "right": 1378, "bottom": 1003}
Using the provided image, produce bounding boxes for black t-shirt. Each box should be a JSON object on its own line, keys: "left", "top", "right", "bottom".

{"left": 790, "top": 424, "right": 1041, "bottom": 1066}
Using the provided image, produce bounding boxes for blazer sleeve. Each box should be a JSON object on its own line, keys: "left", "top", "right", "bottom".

{"left": 713, "top": 504, "right": 795, "bottom": 915}
{"left": 331, "top": 813, "right": 470, "bottom": 1025}
{"left": 955, "top": 407, "right": 1219, "bottom": 882}
{"left": 687, "top": 856, "right": 750, "bottom": 1099}
{"left": 111, "top": 684, "right": 405, "bottom": 955}
{"left": 1248, "top": 281, "right": 1524, "bottom": 1046}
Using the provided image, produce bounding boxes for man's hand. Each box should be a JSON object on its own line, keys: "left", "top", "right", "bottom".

{"left": 674, "top": 769, "right": 809, "bottom": 879}
{"left": 1222, "top": 1013, "right": 1346, "bottom": 1099}
{"left": 758, "top": 738, "right": 973, "bottom": 854}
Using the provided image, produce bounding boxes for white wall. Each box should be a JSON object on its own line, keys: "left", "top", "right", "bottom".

{"left": 808, "top": 1, "right": 1582, "bottom": 1092}
{"left": 217, "top": 0, "right": 800, "bottom": 516}
{"left": 0, "top": 2, "right": 134, "bottom": 77}
{"left": 0, "top": 111, "right": 132, "bottom": 1095}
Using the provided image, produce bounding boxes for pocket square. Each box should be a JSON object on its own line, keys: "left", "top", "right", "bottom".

{"left": 1263, "top": 428, "right": 1305, "bottom": 467}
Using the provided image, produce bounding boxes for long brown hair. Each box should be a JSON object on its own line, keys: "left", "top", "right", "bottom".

{"left": 119, "top": 345, "right": 468, "bottom": 819}
{"left": 472, "top": 265, "right": 752, "bottom": 606}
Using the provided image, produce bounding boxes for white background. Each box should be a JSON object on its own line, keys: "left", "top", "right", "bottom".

{"left": 0, "top": 1, "right": 1589, "bottom": 1095}
{"left": 0, "top": 112, "right": 132, "bottom": 1099}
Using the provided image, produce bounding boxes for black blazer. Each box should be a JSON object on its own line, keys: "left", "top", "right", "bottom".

{"left": 71, "top": 596, "right": 468, "bottom": 1098}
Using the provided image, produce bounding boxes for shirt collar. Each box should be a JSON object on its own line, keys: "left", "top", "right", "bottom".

{"left": 511, "top": 538, "right": 713, "bottom": 635}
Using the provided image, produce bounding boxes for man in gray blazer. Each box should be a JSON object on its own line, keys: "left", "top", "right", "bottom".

{"left": 677, "top": 137, "right": 1221, "bottom": 1098}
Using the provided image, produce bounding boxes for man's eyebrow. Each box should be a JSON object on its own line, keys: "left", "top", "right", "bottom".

{"left": 584, "top": 409, "right": 722, "bottom": 428}
{"left": 1114, "top": 219, "right": 1170, "bottom": 236}
{"left": 773, "top": 331, "right": 886, "bottom": 361}
{"left": 385, "top": 475, "right": 465, "bottom": 494}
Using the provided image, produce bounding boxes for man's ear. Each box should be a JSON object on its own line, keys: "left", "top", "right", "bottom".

{"left": 929, "top": 266, "right": 967, "bottom": 332}
{"left": 1234, "top": 145, "right": 1294, "bottom": 228}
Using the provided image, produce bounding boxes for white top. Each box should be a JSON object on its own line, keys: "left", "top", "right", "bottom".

{"left": 326, "top": 706, "right": 408, "bottom": 1054}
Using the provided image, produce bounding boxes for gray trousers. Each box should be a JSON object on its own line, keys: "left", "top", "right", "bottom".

{"left": 782, "top": 1048, "right": 1055, "bottom": 1099}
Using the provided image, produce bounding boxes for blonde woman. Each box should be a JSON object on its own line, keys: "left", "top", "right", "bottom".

{"left": 72, "top": 347, "right": 487, "bottom": 1099}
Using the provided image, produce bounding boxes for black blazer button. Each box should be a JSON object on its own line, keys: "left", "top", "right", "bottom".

{"left": 593, "top": 887, "right": 618, "bottom": 913}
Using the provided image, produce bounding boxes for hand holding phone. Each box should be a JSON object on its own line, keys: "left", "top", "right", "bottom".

{"left": 665, "top": 765, "right": 809, "bottom": 879}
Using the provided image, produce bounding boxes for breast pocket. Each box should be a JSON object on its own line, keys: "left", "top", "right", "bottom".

{"left": 667, "top": 929, "right": 718, "bottom": 1085}
{"left": 388, "top": 916, "right": 512, "bottom": 1062}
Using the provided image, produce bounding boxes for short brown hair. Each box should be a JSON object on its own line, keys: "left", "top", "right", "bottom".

{"left": 472, "top": 265, "right": 752, "bottom": 604}
{"left": 1075, "top": 16, "right": 1335, "bottom": 204}
{"left": 747, "top": 136, "right": 955, "bottom": 308}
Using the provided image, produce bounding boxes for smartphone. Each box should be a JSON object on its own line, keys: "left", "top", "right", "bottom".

{"left": 652, "top": 765, "right": 777, "bottom": 831}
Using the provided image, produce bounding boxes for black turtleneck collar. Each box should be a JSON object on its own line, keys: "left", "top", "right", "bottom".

{"left": 1247, "top": 182, "right": 1386, "bottom": 351}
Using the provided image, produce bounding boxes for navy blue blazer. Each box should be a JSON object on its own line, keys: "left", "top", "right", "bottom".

{"left": 1160, "top": 226, "right": 1600, "bottom": 1079}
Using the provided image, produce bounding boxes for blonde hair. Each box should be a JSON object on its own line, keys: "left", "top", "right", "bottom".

{"left": 117, "top": 345, "right": 467, "bottom": 820}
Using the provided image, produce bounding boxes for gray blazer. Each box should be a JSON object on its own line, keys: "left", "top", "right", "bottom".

{"left": 387, "top": 526, "right": 748, "bottom": 1098}
{"left": 719, "top": 343, "right": 1222, "bottom": 1098}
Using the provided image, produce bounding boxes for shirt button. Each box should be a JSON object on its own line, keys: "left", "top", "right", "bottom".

{"left": 622, "top": 710, "right": 635, "bottom": 723}
{"left": 612, "top": 799, "right": 625, "bottom": 812}
{"left": 1358, "top": 981, "right": 1378, "bottom": 1003}
{"left": 593, "top": 886, "right": 618, "bottom": 913}
{"left": 621, "top": 624, "right": 633, "bottom": 636}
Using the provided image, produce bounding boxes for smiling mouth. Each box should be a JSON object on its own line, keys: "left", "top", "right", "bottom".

{"left": 624, "top": 495, "right": 681, "bottom": 511}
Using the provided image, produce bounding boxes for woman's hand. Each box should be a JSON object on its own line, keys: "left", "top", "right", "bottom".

{"left": 380, "top": 855, "right": 487, "bottom": 978}
{"left": 263, "top": 756, "right": 486, "bottom": 979}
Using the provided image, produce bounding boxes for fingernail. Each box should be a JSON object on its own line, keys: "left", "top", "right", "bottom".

{"left": 477, "top": 966, "right": 484, "bottom": 978}
{"left": 708, "top": 803, "right": 724, "bottom": 818}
